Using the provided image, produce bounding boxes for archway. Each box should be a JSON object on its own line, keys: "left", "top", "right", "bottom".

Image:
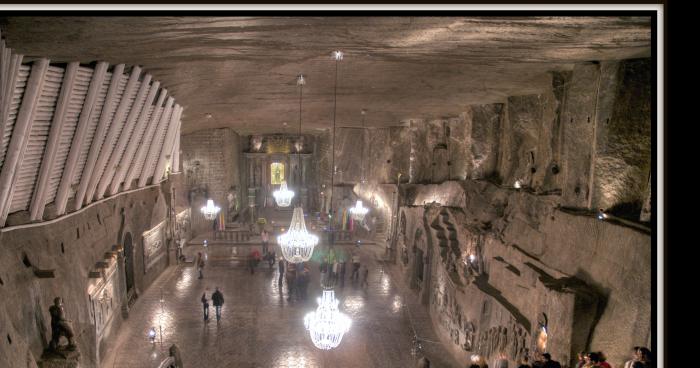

{"left": 123, "top": 232, "right": 135, "bottom": 294}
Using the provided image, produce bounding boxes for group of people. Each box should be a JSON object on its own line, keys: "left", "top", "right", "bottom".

{"left": 454, "top": 347, "right": 654, "bottom": 368}
{"left": 200, "top": 287, "right": 224, "bottom": 322}
{"left": 279, "top": 261, "right": 312, "bottom": 301}
{"left": 575, "top": 347, "right": 653, "bottom": 368}
{"left": 317, "top": 249, "right": 370, "bottom": 288}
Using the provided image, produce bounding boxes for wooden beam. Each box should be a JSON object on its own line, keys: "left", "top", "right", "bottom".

{"left": 122, "top": 88, "right": 168, "bottom": 191}
{"left": 172, "top": 130, "right": 180, "bottom": 173}
{"left": 0, "top": 58, "right": 50, "bottom": 226}
{"left": 151, "top": 104, "right": 182, "bottom": 184}
{"left": 0, "top": 53, "right": 23, "bottom": 164}
{"left": 29, "top": 62, "right": 79, "bottom": 221}
{"left": 95, "top": 73, "right": 152, "bottom": 200}
{"left": 73, "top": 63, "right": 125, "bottom": 211}
{"left": 138, "top": 96, "right": 175, "bottom": 188}
{"left": 54, "top": 62, "right": 108, "bottom": 216}
{"left": 107, "top": 80, "right": 160, "bottom": 196}
{"left": 84, "top": 66, "right": 141, "bottom": 204}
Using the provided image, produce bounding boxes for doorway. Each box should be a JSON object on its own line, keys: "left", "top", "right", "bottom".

{"left": 123, "top": 232, "right": 135, "bottom": 294}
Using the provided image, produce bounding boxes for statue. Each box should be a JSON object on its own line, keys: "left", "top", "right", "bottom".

{"left": 227, "top": 186, "right": 239, "bottom": 220}
{"left": 49, "top": 297, "right": 77, "bottom": 351}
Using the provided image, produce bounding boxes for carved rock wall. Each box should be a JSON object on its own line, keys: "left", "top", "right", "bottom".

{"left": 0, "top": 179, "right": 178, "bottom": 367}
{"left": 396, "top": 181, "right": 650, "bottom": 367}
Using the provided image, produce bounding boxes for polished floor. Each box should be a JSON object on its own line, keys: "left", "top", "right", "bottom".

{"left": 102, "top": 241, "right": 460, "bottom": 368}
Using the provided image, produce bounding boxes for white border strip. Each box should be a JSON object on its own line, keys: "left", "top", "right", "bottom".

{"left": 0, "top": 4, "right": 664, "bottom": 11}
{"left": 655, "top": 6, "right": 664, "bottom": 366}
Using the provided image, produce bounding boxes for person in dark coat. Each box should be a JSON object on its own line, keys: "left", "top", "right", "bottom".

{"left": 278, "top": 258, "right": 285, "bottom": 285}
{"left": 211, "top": 287, "right": 224, "bottom": 321}
{"left": 542, "top": 353, "right": 561, "bottom": 368}
{"left": 201, "top": 293, "right": 209, "bottom": 321}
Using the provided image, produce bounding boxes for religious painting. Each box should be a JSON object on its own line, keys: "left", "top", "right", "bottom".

{"left": 270, "top": 162, "right": 285, "bottom": 185}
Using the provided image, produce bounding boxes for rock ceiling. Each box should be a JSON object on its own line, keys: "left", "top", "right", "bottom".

{"left": 0, "top": 16, "right": 651, "bottom": 134}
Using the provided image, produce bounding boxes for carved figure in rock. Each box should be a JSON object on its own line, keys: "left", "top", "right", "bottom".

{"left": 227, "top": 186, "right": 239, "bottom": 220}
{"left": 49, "top": 297, "right": 77, "bottom": 351}
{"left": 462, "top": 322, "right": 475, "bottom": 351}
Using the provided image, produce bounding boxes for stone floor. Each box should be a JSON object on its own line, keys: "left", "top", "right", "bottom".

{"left": 102, "top": 240, "right": 460, "bottom": 368}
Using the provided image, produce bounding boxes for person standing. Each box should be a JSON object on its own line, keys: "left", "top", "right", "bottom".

{"left": 361, "top": 265, "right": 369, "bottom": 288}
{"left": 278, "top": 258, "right": 285, "bottom": 285}
{"left": 351, "top": 252, "right": 361, "bottom": 281}
{"left": 201, "top": 293, "right": 209, "bottom": 321}
{"left": 339, "top": 260, "right": 346, "bottom": 287}
{"left": 197, "top": 252, "right": 205, "bottom": 279}
{"left": 542, "top": 353, "right": 562, "bottom": 368}
{"left": 212, "top": 287, "right": 224, "bottom": 321}
{"left": 261, "top": 229, "right": 269, "bottom": 255}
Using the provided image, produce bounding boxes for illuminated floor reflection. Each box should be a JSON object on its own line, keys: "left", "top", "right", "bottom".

{"left": 102, "top": 243, "right": 460, "bottom": 368}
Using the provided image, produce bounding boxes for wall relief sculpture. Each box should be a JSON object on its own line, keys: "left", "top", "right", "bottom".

{"left": 476, "top": 318, "right": 530, "bottom": 362}
{"left": 143, "top": 221, "right": 166, "bottom": 272}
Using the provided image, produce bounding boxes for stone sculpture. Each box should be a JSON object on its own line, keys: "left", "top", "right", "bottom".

{"left": 49, "top": 297, "right": 77, "bottom": 351}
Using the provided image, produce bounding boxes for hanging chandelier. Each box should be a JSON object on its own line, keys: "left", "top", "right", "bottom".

{"left": 348, "top": 109, "right": 369, "bottom": 222}
{"left": 349, "top": 199, "right": 369, "bottom": 221}
{"left": 273, "top": 180, "right": 294, "bottom": 207}
{"left": 278, "top": 206, "right": 318, "bottom": 263}
{"left": 304, "top": 289, "right": 352, "bottom": 350}
{"left": 200, "top": 199, "right": 220, "bottom": 220}
{"left": 279, "top": 74, "right": 319, "bottom": 263}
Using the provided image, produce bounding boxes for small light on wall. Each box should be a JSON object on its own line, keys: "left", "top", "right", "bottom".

{"left": 514, "top": 180, "right": 522, "bottom": 189}
{"left": 205, "top": 113, "right": 212, "bottom": 119}
{"left": 468, "top": 254, "right": 476, "bottom": 263}
{"left": 148, "top": 327, "right": 156, "bottom": 342}
{"left": 597, "top": 209, "right": 608, "bottom": 220}
{"left": 203, "top": 240, "right": 208, "bottom": 247}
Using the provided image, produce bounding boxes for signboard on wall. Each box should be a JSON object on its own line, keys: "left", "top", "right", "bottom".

{"left": 143, "top": 221, "right": 166, "bottom": 272}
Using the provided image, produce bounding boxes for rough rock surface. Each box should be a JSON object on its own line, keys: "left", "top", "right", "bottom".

{"left": 394, "top": 181, "right": 650, "bottom": 367}
{"left": 0, "top": 177, "right": 186, "bottom": 367}
{"left": 0, "top": 16, "right": 651, "bottom": 134}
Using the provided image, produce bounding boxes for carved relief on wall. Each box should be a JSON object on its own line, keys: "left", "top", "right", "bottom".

{"left": 88, "top": 262, "right": 118, "bottom": 339}
{"left": 431, "top": 267, "right": 479, "bottom": 352}
{"left": 476, "top": 319, "right": 530, "bottom": 362}
{"left": 175, "top": 209, "right": 191, "bottom": 241}
{"left": 143, "top": 221, "right": 166, "bottom": 272}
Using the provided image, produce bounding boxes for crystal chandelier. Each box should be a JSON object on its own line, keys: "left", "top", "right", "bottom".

{"left": 200, "top": 199, "right": 220, "bottom": 220}
{"left": 348, "top": 109, "right": 369, "bottom": 222}
{"left": 278, "top": 206, "right": 319, "bottom": 263}
{"left": 304, "top": 289, "right": 352, "bottom": 350}
{"left": 273, "top": 180, "right": 294, "bottom": 207}
{"left": 349, "top": 199, "right": 369, "bottom": 221}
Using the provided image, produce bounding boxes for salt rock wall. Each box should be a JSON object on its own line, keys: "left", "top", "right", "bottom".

{"left": 0, "top": 180, "right": 176, "bottom": 367}
{"left": 181, "top": 128, "right": 241, "bottom": 235}
{"left": 395, "top": 181, "right": 650, "bottom": 367}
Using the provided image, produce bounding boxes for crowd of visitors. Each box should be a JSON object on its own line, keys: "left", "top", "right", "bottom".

{"left": 457, "top": 347, "right": 654, "bottom": 368}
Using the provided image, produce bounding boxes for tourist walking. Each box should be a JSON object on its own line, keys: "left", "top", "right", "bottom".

{"left": 286, "top": 266, "right": 297, "bottom": 301}
{"left": 201, "top": 292, "right": 209, "bottom": 321}
{"left": 212, "top": 287, "right": 224, "bottom": 321}
{"left": 339, "top": 260, "right": 346, "bottom": 287}
{"left": 351, "top": 252, "right": 361, "bottom": 280}
{"left": 278, "top": 258, "right": 285, "bottom": 285}
{"left": 267, "top": 250, "right": 276, "bottom": 269}
{"left": 261, "top": 229, "right": 269, "bottom": 255}
{"left": 517, "top": 356, "right": 532, "bottom": 368}
{"left": 197, "top": 252, "right": 205, "bottom": 279}
{"left": 361, "top": 265, "right": 369, "bottom": 288}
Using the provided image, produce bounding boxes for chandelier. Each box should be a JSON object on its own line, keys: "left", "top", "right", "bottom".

{"left": 349, "top": 199, "right": 369, "bottom": 221}
{"left": 200, "top": 199, "right": 220, "bottom": 220}
{"left": 348, "top": 109, "right": 369, "bottom": 222}
{"left": 273, "top": 180, "right": 294, "bottom": 207}
{"left": 304, "top": 289, "right": 352, "bottom": 350}
{"left": 278, "top": 205, "right": 318, "bottom": 263}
